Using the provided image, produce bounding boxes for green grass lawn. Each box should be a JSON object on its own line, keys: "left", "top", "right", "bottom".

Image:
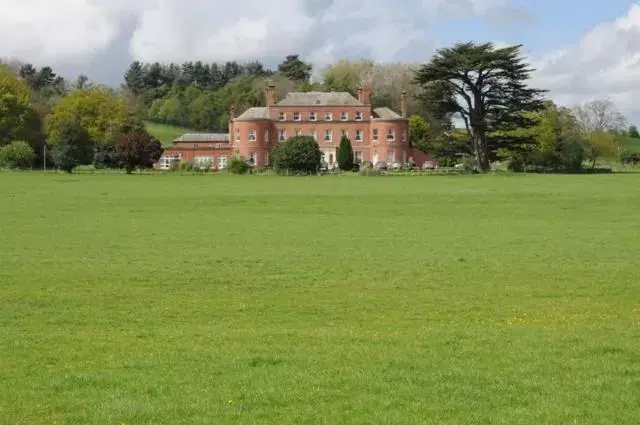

{"left": 1, "top": 173, "right": 639, "bottom": 424}
{"left": 145, "top": 121, "right": 192, "bottom": 146}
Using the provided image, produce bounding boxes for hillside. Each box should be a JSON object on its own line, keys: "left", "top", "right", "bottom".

{"left": 616, "top": 135, "right": 640, "bottom": 152}
{"left": 145, "top": 122, "right": 193, "bottom": 146}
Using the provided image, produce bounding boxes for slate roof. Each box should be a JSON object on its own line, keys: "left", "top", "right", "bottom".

{"left": 372, "top": 107, "right": 402, "bottom": 120}
{"left": 277, "top": 92, "right": 362, "bottom": 106}
{"left": 235, "top": 107, "right": 269, "bottom": 121}
{"left": 174, "top": 133, "right": 229, "bottom": 142}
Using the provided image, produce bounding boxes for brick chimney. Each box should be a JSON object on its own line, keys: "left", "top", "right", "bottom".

{"left": 400, "top": 90, "right": 408, "bottom": 118}
{"left": 266, "top": 81, "right": 276, "bottom": 107}
{"left": 358, "top": 84, "right": 371, "bottom": 104}
{"left": 228, "top": 105, "right": 235, "bottom": 140}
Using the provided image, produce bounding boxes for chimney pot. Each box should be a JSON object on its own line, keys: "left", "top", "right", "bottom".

{"left": 400, "top": 90, "right": 408, "bottom": 118}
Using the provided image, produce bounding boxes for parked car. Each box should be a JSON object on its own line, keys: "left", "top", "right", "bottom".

{"left": 422, "top": 161, "right": 436, "bottom": 170}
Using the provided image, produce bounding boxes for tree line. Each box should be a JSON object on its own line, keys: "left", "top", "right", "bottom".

{"left": 1, "top": 43, "right": 639, "bottom": 173}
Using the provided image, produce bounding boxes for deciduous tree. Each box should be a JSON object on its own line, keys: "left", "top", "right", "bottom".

{"left": 45, "top": 87, "right": 130, "bottom": 146}
{"left": 572, "top": 99, "right": 627, "bottom": 134}
{"left": 0, "top": 141, "right": 35, "bottom": 169}
{"left": 415, "top": 42, "right": 546, "bottom": 171}
{"left": 51, "top": 120, "right": 94, "bottom": 173}
{"left": 115, "top": 132, "right": 163, "bottom": 173}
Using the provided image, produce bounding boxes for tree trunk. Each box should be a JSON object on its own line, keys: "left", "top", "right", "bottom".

{"left": 473, "top": 132, "right": 490, "bottom": 172}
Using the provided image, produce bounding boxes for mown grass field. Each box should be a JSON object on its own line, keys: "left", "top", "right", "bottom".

{"left": 145, "top": 122, "right": 192, "bottom": 146}
{"left": 1, "top": 172, "right": 639, "bottom": 425}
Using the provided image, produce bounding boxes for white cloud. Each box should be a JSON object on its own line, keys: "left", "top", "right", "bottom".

{"left": 3, "top": 0, "right": 640, "bottom": 122}
{"left": 531, "top": 3, "right": 640, "bottom": 121}
{"left": 0, "top": 0, "right": 152, "bottom": 63}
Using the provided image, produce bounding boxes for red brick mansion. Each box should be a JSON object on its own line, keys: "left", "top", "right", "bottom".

{"left": 157, "top": 83, "right": 433, "bottom": 170}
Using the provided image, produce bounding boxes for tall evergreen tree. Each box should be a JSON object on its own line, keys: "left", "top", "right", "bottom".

{"left": 337, "top": 135, "right": 354, "bottom": 170}
{"left": 278, "top": 54, "right": 312, "bottom": 83}
{"left": 415, "top": 42, "right": 546, "bottom": 171}
{"left": 124, "top": 61, "right": 146, "bottom": 95}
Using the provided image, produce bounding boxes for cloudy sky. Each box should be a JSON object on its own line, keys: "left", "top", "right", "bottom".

{"left": 2, "top": 0, "right": 640, "bottom": 122}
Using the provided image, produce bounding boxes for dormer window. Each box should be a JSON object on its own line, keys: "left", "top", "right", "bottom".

{"left": 341, "top": 112, "right": 348, "bottom": 121}
{"left": 324, "top": 112, "right": 332, "bottom": 121}
{"left": 293, "top": 112, "right": 301, "bottom": 121}
{"left": 309, "top": 112, "right": 317, "bottom": 121}
{"left": 355, "top": 112, "right": 363, "bottom": 121}
{"left": 278, "top": 112, "right": 286, "bottom": 121}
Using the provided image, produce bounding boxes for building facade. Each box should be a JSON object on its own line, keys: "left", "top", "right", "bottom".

{"left": 157, "top": 133, "right": 233, "bottom": 170}
{"left": 156, "top": 84, "right": 433, "bottom": 170}
{"left": 231, "top": 83, "right": 411, "bottom": 167}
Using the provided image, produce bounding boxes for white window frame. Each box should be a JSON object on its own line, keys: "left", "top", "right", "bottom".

{"left": 324, "top": 129, "right": 332, "bottom": 142}
{"left": 194, "top": 156, "right": 214, "bottom": 168}
{"left": 324, "top": 112, "right": 333, "bottom": 121}
{"left": 235, "top": 129, "right": 240, "bottom": 141}
{"left": 264, "top": 129, "right": 269, "bottom": 142}
{"left": 354, "top": 151, "right": 363, "bottom": 163}
{"left": 309, "top": 131, "right": 317, "bottom": 140}
{"left": 278, "top": 112, "right": 286, "bottom": 121}
{"left": 386, "top": 129, "right": 395, "bottom": 141}
{"left": 218, "top": 155, "right": 227, "bottom": 169}
{"left": 293, "top": 112, "right": 301, "bottom": 121}
{"left": 355, "top": 111, "right": 363, "bottom": 121}
{"left": 372, "top": 129, "right": 379, "bottom": 140}
{"left": 248, "top": 129, "right": 257, "bottom": 141}
{"left": 248, "top": 152, "right": 257, "bottom": 165}
{"left": 402, "top": 130, "right": 407, "bottom": 142}
{"left": 355, "top": 129, "right": 363, "bottom": 141}
{"left": 340, "top": 111, "right": 348, "bottom": 121}
{"left": 309, "top": 112, "right": 317, "bottom": 121}
{"left": 341, "top": 129, "right": 348, "bottom": 138}
{"left": 279, "top": 129, "right": 286, "bottom": 141}
{"left": 264, "top": 151, "right": 269, "bottom": 165}
{"left": 294, "top": 129, "right": 302, "bottom": 136}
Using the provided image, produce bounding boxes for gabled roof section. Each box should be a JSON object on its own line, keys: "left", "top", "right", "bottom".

{"left": 235, "top": 107, "right": 269, "bottom": 121}
{"left": 277, "top": 91, "right": 362, "bottom": 106}
{"left": 174, "top": 133, "right": 229, "bottom": 142}
{"left": 372, "top": 107, "right": 403, "bottom": 120}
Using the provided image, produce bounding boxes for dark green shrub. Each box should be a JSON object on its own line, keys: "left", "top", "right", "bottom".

{"left": 507, "top": 155, "right": 525, "bottom": 172}
{"left": 94, "top": 139, "right": 119, "bottom": 169}
{"left": 228, "top": 157, "right": 250, "bottom": 174}
{"left": 272, "top": 136, "right": 322, "bottom": 174}
{"left": 620, "top": 149, "right": 640, "bottom": 165}
{"left": 0, "top": 141, "right": 35, "bottom": 169}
